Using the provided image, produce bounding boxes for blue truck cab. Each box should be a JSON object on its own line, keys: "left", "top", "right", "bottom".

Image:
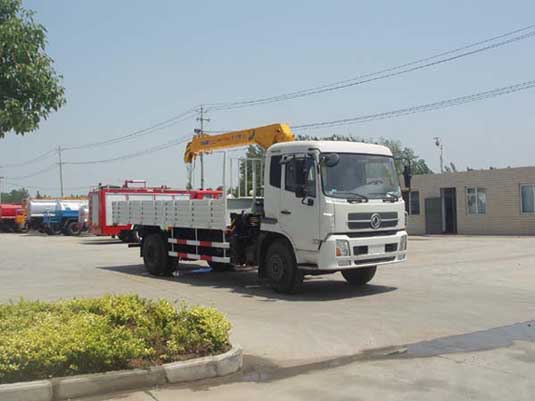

{"left": 43, "top": 200, "right": 88, "bottom": 236}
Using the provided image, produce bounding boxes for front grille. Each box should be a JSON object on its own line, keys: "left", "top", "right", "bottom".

{"left": 347, "top": 212, "right": 399, "bottom": 230}
{"left": 354, "top": 245, "right": 368, "bottom": 255}
{"left": 348, "top": 220, "right": 398, "bottom": 229}
{"left": 385, "top": 243, "right": 398, "bottom": 253}
{"left": 354, "top": 257, "right": 396, "bottom": 265}
{"left": 348, "top": 212, "right": 397, "bottom": 220}
{"left": 345, "top": 230, "right": 400, "bottom": 238}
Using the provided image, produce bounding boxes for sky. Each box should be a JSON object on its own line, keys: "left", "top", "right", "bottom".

{"left": 1, "top": 0, "right": 534, "bottom": 196}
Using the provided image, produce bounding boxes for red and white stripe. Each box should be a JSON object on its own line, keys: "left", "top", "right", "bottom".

{"left": 168, "top": 251, "right": 229, "bottom": 263}
{"left": 168, "top": 238, "right": 229, "bottom": 248}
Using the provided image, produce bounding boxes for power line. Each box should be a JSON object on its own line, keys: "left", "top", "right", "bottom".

{"left": 9, "top": 163, "right": 58, "bottom": 179}
{"left": 62, "top": 107, "right": 199, "bottom": 151}
{"left": 62, "top": 135, "right": 192, "bottom": 166}
{"left": 0, "top": 148, "right": 57, "bottom": 168}
{"left": 206, "top": 24, "right": 535, "bottom": 111}
{"left": 292, "top": 79, "right": 535, "bottom": 130}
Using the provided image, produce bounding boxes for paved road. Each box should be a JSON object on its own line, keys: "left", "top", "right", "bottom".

{"left": 1, "top": 233, "right": 534, "bottom": 400}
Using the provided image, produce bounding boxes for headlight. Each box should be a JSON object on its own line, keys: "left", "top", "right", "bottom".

{"left": 335, "top": 240, "right": 350, "bottom": 257}
{"left": 399, "top": 235, "right": 407, "bottom": 251}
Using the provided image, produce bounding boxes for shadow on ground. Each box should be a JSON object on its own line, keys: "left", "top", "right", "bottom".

{"left": 98, "top": 263, "right": 397, "bottom": 302}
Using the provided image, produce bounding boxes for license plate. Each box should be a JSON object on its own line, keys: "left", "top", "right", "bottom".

{"left": 369, "top": 245, "right": 384, "bottom": 255}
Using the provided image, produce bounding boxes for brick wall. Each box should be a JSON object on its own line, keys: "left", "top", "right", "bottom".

{"left": 405, "top": 166, "right": 535, "bottom": 235}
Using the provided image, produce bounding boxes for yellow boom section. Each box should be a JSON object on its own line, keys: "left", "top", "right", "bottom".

{"left": 184, "top": 123, "right": 295, "bottom": 164}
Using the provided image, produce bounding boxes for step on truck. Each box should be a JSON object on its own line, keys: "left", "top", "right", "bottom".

{"left": 112, "top": 123, "right": 408, "bottom": 293}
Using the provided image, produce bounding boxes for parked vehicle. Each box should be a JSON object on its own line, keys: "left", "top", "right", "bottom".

{"left": 0, "top": 204, "right": 22, "bottom": 232}
{"left": 27, "top": 199, "right": 58, "bottom": 231}
{"left": 89, "top": 180, "right": 221, "bottom": 242}
{"left": 42, "top": 200, "right": 88, "bottom": 236}
{"left": 113, "top": 124, "right": 408, "bottom": 293}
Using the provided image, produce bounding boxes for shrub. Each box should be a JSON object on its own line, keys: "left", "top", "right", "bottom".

{"left": 0, "top": 295, "right": 231, "bottom": 384}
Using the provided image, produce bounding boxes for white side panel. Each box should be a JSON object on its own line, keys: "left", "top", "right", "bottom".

{"left": 105, "top": 194, "right": 126, "bottom": 225}
{"left": 90, "top": 193, "right": 99, "bottom": 225}
{"left": 112, "top": 199, "right": 228, "bottom": 229}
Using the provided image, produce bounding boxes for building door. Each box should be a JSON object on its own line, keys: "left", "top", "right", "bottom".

{"left": 441, "top": 188, "right": 457, "bottom": 234}
{"left": 425, "top": 197, "right": 442, "bottom": 234}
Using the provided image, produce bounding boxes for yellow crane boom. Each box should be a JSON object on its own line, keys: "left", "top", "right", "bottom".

{"left": 184, "top": 123, "right": 295, "bottom": 164}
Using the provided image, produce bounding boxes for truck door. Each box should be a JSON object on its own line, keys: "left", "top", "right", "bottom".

{"left": 280, "top": 154, "right": 320, "bottom": 252}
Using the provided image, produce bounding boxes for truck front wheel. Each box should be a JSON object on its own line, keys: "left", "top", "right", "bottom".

{"left": 143, "top": 233, "right": 176, "bottom": 276}
{"left": 265, "top": 240, "right": 303, "bottom": 294}
{"left": 65, "top": 221, "right": 82, "bottom": 236}
{"left": 342, "top": 266, "right": 377, "bottom": 286}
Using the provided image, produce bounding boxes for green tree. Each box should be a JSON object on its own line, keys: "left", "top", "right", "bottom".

{"left": 0, "top": 0, "right": 66, "bottom": 137}
{"left": 0, "top": 187, "right": 29, "bottom": 203}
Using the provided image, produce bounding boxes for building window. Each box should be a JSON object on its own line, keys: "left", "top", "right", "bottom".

{"left": 402, "top": 191, "right": 420, "bottom": 215}
{"left": 410, "top": 191, "right": 420, "bottom": 215}
{"left": 467, "top": 187, "right": 487, "bottom": 215}
{"left": 521, "top": 184, "right": 535, "bottom": 214}
{"left": 269, "top": 155, "right": 282, "bottom": 188}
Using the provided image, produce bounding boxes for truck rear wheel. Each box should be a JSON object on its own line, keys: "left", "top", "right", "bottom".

{"left": 342, "top": 266, "right": 377, "bottom": 286}
{"left": 65, "top": 221, "right": 82, "bottom": 236}
{"left": 143, "top": 233, "right": 175, "bottom": 276}
{"left": 265, "top": 240, "right": 303, "bottom": 294}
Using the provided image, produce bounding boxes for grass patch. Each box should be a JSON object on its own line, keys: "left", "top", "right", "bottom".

{"left": 0, "top": 295, "right": 231, "bottom": 384}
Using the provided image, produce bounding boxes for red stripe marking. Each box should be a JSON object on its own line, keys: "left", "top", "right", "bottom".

{"left": 177, "top": 252, "right": 188, "bottom": 259}
{"left": 200, "top": 255, "right": 212, "bottom": 261}
{"left": 176, "top": 239, "right": 188, "bottom": 245}
{"left": 198, "top": 240, "right": 212, "bottom": 247}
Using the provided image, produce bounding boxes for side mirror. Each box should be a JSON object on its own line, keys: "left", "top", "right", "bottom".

{"left": 320, "top": 153, "right": 340, "bottom": 167}
{"left": 295, "top": 185, "right": 306, "bottom": 198}
{"left": 403, "top": 165, "right": 412, "bottom": 189}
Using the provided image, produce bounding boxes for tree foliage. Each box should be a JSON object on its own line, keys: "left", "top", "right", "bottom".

{"left": 0, "top": 0, "right": 66, "bottom": 138}
{"left": 0, "top": 187, "right": 29, "bottom": 203}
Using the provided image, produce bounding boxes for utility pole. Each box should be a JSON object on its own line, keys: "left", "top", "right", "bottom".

{"left": 196, "top": 105, "right": 210, "bottom": 189}
{"left": 434, "top": 137, "right": 444, "bottom": 173}
{"left": 57, "top": 145, "right": 64, "bottom": 197}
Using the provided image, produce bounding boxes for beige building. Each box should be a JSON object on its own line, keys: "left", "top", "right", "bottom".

{"left": 402, "top": 166, "right": 535, "bottom": 235}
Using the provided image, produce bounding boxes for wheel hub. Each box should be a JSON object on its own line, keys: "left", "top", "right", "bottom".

{"left": 269, "top": 254, "right": 285, "bottom": 281}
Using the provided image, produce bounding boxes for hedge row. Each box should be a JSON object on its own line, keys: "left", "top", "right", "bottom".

{"left": 0, "top": 295, "right": 231, "bottom": 383}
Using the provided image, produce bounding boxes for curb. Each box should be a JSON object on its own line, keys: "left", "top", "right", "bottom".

{"left": 0, "top": 346, "right": 242, "bottom": 401}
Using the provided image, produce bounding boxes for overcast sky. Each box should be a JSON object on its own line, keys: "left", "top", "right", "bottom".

{"left": 1, "top": 0, "right": 534, "bottom": 196}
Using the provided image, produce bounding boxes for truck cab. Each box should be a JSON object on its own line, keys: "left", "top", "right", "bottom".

{"left": 261, "top": 141, "right": 407, "bottom": 276}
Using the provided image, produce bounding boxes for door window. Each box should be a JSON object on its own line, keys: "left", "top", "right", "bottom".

{"left": 285, "top": 156, "right": 316, "bottom": 197}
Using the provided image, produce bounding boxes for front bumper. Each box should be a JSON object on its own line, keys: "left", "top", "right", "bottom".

{"left": 313, "top": 230, "right": 407, "bottom": 271}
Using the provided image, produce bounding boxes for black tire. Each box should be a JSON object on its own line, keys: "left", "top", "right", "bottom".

{"left": 142, "top": 233, "right": 176, "bottom": 276}
{"left": 46, "top": 224, "right": 62, "bottom": 235}
{"left": 265, "top": 240, "right": 303, "bottom": 294}
{"left": 342, "top": 266, "right": 377, "bottom": 286}
{"left": 16, "top": 223, "right": 29, "bottom": 233}
{"left": 65, "top": 221, "right": 82, "bottom": 236}
{"left": 208, "top": 262, "right": 232, "bottom": 272}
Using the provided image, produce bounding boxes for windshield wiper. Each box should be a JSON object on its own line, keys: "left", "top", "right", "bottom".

{"left": 332, "top": 191, "right": 369, "bottom": 203}
{"left": 382, "top": 192, "right": 399, "bottom": 202}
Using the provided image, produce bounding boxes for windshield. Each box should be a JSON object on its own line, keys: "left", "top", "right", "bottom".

{"left": 321, "top": 153, "right": 401, "bottom": 199}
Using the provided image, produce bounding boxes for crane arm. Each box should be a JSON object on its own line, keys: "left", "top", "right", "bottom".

{"left": 184, "top": 123, "right": 295, "bottom": 164}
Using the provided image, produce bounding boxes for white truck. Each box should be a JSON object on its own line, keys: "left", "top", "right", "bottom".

{"left": 112, "top": 124, "right": 408, "bottom": 293}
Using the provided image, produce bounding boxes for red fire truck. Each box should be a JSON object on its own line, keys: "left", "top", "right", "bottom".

{"left": 0, "top": 204, "right": 22, "bottom": 232}
{"left": 88, "top": 180, "right": 221, "bottom": 242}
